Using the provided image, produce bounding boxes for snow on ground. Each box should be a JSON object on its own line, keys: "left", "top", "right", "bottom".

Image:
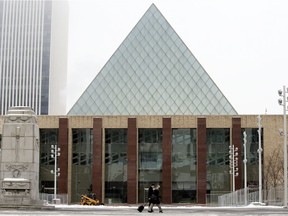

{"left": 52, "top": 202, "right": 284, "bottom": 210}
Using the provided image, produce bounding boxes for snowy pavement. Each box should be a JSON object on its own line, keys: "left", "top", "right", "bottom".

{"left": 0, "top": 203, "right": 288, "bottom": 216}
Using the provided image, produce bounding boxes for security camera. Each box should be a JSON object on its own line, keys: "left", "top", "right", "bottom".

{"left": 278, "top": 89, "right": 283, "bottom": 96}
{"left": 278, "top": 98, "right": 283, "bottom": 105}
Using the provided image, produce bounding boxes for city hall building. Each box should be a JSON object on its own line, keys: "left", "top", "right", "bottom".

{"left": 0, "top": 4, "right": 285, "bottom": 204}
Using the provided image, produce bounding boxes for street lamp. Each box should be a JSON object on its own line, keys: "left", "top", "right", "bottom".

{"left": 229, "top": 144, "right": 239, "bottom": 192}
{"left": 243, "top": 131, "right": 248, "bottom": 205}
{"left": 278, "top": 86, "right": 288, "bottom": 208}
{"left": 257, "top": 115, "right": 263, "bottom": 203}
{"left": 51, "top": 144, "right": 61, "bottom": 204}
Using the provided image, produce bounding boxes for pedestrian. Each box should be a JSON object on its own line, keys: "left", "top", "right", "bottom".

{"left": 148, "top": 184, "right": 163, "bottom": 213}
{"left": 148, "top": 183, "right": 155, "bottom": 211}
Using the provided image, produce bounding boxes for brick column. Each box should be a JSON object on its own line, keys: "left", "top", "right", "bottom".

{"left": 232, "top": 117, "right": 242, "bottom": 190}
{"left": 162, "top": 118, "right": 172, "bottom": 204}
{"left": 93, "top": 118, "right": 103, "bottom": 202}
{"left": 127, "top": 118, "right": 137, "bottom": 204}
{"left": 197, "top": 118, "right": 206, "bottom": 204}
{"left": 58, "top": 118, "right": 68, "bottom": 194}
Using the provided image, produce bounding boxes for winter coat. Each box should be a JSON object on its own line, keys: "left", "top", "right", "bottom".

{"left": 151, "top": 188, "right": 161, "bottom": 204}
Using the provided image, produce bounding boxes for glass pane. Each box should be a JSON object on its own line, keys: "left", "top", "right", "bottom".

{"left": 241, "top": 128, "right": 263, "bottom": 189}
{"left": 71, "top": 129, "right": 93, "bottom": 203}
{"left": 172, "top": 128, "right": 197, "bottom": 203}
{"left": 138, "top": 129, "right": 162, "bottom": 203}
{"left": 105, "top": 129, "right": 128, "bottom": 203}
{"left": 206, "top": 128, "right": 230, "bottom": 201}
{"left": 39, "top": 129, "right": 58, "bottom": 194}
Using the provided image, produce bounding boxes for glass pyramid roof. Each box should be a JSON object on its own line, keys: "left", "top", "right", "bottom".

{"left": 68, "top": 4, "right": 237, "bottom": 115}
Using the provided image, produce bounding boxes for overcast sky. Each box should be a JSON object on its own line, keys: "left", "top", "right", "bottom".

{"left": 66, "top": 0, "right": 288, "bottom": 115}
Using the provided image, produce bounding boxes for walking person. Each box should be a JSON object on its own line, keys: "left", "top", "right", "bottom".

{"left": 147, "top": 184, "right": 155, "bottom": 212}
{"left": 138, "top": 184, "right": 156, "bottom": 213}
{"left": 148, "top": 184, "right": 163, "bottom": 213}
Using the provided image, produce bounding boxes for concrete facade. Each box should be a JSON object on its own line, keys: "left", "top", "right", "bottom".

{"left": 0, "top": 114, "right": 285, "bottom": 204}
{"left": 0, "top": 107, "right": 40, "bottom": 206}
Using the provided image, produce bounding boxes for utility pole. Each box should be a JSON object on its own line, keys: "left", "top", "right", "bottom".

{"left": 51, "top": 144, "right": 61, "bottom": 204}
{"left": 257, "top": 115, "right": 262, "bottom": 203}
{"left": 278, "top": 86, "right": 288, "bottom": 207}
{"left": 229, "top": 144, "right": 239, "bottom": 192}
{"left": 243, "top": 131, "right": 248, "bottom": 205}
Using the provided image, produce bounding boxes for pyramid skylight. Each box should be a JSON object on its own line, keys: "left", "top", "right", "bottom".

{"left": 68, "top": 4, "right": 237, "bottom": 115}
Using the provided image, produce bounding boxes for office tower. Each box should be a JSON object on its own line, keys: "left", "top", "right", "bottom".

{"left": 0, "top": 0, "right": 68, "bottom": 115}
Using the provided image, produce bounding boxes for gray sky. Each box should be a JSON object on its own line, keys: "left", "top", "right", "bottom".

{"left": 67, "top": 0, "right": 288, "bottom": 115}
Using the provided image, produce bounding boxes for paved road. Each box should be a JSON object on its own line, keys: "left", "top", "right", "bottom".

{"left": 0, "top": 205, "right": 288, "bottom": 216}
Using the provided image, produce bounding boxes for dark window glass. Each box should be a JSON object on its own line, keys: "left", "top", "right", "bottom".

{"left": 39, "top": 129, "right": 58, "bottom": 194}
{"left": 71, "top": 128, "right": 93, "bottom": 203}
{"left": 172, "top": 128, "right": 197, "bottom": 203}
{"left": 105, "top": 129, "right": 127, "bottom": 203}
{"left": 242, "top": 128, "right": 263, "bottom": 189}
{"left": 206, "top": 128, "right": 230, "bottom": 202}
{"left": 138, "top": 128, "right": 162, "bottom": 203}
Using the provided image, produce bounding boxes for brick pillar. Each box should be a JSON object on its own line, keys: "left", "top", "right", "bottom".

{"left": 93, "top": 118, "right": 103, "bottom": 202}
{"left": 162, "top": 118, "right": 172, "bottom": 204}
{"left": 232, "top": 117, "right": 242, "bottom": 190}
{"left": 197, "top": 118, "right": 206, "bottom": 204}
{"left": 127, "top": 118, "right": 137, "bottom": 204}
{"left": 58, "top": 118, "right": 68, "bottom": 194}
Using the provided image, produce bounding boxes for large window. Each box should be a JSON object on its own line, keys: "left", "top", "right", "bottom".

{"left": 206, "top": 128, "right": 230, "bottom": 199}
{"left": 105, "top": 129, "right": 127, "bottom": 203}
{"left": 39, "top": 129, "right": 58, "bottom": 194}
{"left": 172, "top": 128, "right": 197, "bottom": 203}
{"left": 242, "top": 128, "right": 263, "bottom": 189}
{"left": 71, "top": 129, "right": 93, "bottom": 203}
{"left": 138, "top": 129, "right": 162, "bottom": 203}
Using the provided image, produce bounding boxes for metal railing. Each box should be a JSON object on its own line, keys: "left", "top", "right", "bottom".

{"left": 206, "top": 192, "right": 230, "bottom": 206}
{"left": 39, "top": 193, "right": 68, "bottom": 205}
{"left": 218, "top": 186, "right": 285, "bottom": 206}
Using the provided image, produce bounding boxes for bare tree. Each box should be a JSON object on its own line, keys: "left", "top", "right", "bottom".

{"left": 264, "top": 145, "right": 284, "bottom": 190}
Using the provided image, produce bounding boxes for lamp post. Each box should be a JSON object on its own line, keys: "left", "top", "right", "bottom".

{"left": 51, "top": 144, "right": 61, "bottom": 203}
{"left": 229, "top": 144, "right": 239, "bottom": 192}
{"left": 278, "top": 86, "right": 288, "bottom": 208}
{"left": 243, "top": 131, "right": 248, "bottom": 205}
{"left": 257, "top": 115, "right": 262, "bottom": 203}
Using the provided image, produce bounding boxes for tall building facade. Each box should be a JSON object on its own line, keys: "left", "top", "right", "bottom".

{"left": 0, "top": 114, "right": 279, "bottom": 205}
{"left": 0, "top": 0, "right": 68, "bottom": 115}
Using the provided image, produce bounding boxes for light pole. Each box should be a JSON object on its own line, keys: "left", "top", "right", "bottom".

{"left": 229, "top": 144, "right": 239, "bottom": 192}
{"left": 278, "top": 86, "right": 288, "bottom": 208}
{"left": 51, "top": 144, "right": 61, "bottom": 204}
{"left": 243, "top": 131, "right": 248, "bottom": 205}
{"left": 257, "top": 115, "right": 262, "bottom": 203}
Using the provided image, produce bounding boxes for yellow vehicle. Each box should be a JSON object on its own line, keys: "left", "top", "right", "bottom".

{"left": 80, "top": 193, "right": 104, "bottom": 206}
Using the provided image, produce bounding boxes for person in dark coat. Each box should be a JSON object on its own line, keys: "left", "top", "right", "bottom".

{"left": 147, "top": 184, "right": 155, "bottom": 211}
{"left": 148, "top": 184, "right": 163, "bottom": 213}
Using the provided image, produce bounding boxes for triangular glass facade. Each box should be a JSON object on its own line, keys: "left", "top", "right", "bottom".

{"left": 68, "top": 4, "right": 237, "bottom": 115}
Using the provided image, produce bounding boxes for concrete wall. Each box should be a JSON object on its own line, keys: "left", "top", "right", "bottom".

{"left": 1, "top": 114, "right": 285, "bottom": 204}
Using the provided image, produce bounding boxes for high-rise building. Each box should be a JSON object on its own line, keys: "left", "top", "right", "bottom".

{"left": 0, "top": 0, "right": 68, "bottom": 115}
